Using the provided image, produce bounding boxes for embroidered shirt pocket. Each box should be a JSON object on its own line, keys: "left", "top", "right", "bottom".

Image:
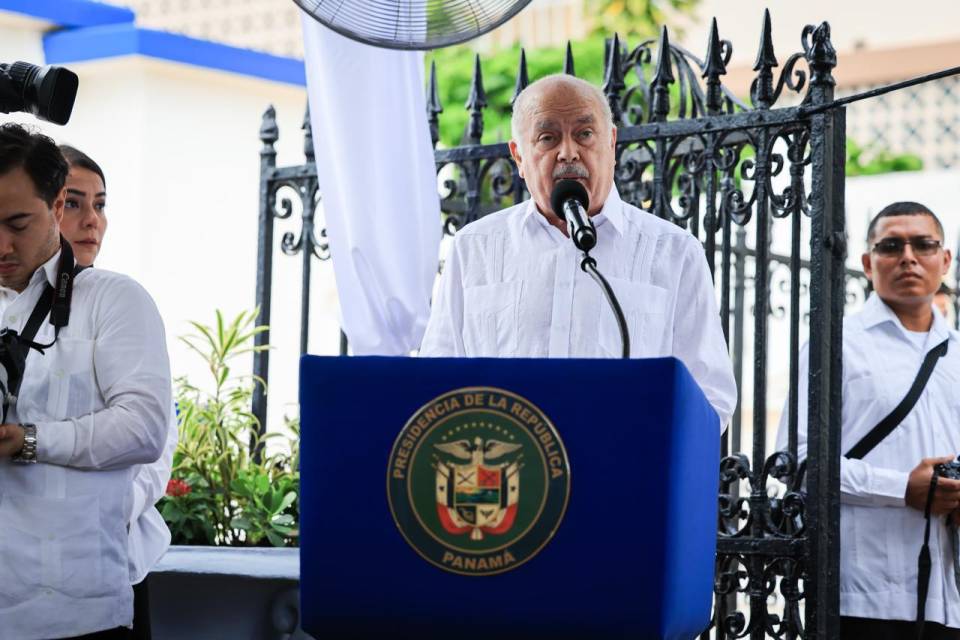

{"left": 598, "top": 278, "right": 669, "bottom": 357}
{"left": 0, "top": 493, "right": 103, "bottom": 605}
{"left": 47, "top": 338, "right": 96, "bottom": 421}
{"left": 462, "top": 281, "right": 521, "bottom": 357}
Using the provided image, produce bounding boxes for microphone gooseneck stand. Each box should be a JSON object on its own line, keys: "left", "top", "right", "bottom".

{"left": 579, "top": 253, "right": 630, "bottom": 359}
{"left": 549, "top": 179, "right": 631, "bottom": 359}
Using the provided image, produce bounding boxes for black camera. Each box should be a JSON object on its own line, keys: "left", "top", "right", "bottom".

{"left": 935, "top": 456, "right": 960, "bottom": 481}
{"left": 0, "top": 62, "right": 78, "bottom": 125}
{"left": 0, "top": 328, "right": 27, "bottom": 418}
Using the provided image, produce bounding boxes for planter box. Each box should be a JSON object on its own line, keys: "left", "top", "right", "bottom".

{"left": 150, "top": 546, "right": 311, "bottom": 640}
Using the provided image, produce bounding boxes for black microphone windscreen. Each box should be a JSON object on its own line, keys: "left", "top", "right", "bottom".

{"left": 550, "top": 179, "right": 590, "bottom": 220}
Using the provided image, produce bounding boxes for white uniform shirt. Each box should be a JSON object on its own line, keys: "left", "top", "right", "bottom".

{"left": 420, "top": 187, "right": 738, "bottom": 426}
{"left": 0, "top": 252, "right": 171, "bottom": 640}
{"left": 777, "top": 293, "right": 960, "bottom": 625}
{"left": 127, "top": 407, "right": 176, "bottom": 585}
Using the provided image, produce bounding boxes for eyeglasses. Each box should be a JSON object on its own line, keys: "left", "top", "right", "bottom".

{"left": 871, "top": 237, "right": 943, "bottom": 257}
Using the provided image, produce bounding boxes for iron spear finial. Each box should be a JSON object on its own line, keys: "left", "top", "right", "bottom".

{"left": 703, "top": 18, "right": 729, "bottom": 114}
{"left": 564, "top": 41, "right": 576, "bottom": 76}
{"left": 465, "top": 54, "right": 487, "bottom": 143}
{"left": 511, "top": 48, "right": 529, "bottom": 109}
{"left": 301, "top": 104, "right": 314, "bottom": 162}
{"left": 602, "top": 33, "right": 625, "bottom": 125}
{"left": 651, "top": 26, "right": 675, "bottom": 121}
{"left": 427, "top": 60, "right": 443, "bottom": 147}
{"left": 751, "top": 8, "right": 779, "bottom": 108}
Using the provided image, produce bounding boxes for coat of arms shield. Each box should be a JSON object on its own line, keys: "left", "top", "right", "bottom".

{"left": 434, "top": 438, "right": 521, "bottom": 541}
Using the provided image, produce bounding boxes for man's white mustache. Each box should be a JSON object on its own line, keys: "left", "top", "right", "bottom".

{"left": 552, "top": 164, "right": 589, "bottom": 179}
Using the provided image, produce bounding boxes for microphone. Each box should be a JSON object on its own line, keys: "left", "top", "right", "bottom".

{"left": 550, "top": 179, "right": 597, "bottom": 252}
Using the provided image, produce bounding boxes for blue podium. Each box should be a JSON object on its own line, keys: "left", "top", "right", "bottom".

{"left": 299, "top": 356, "right": 719, "bottom": 639}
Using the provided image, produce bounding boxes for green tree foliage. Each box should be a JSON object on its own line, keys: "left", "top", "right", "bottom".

{"left": 426, "top": 0, "right": 699, "bottom": 148}
{"left": 428, "top": 39, "right": 606, "bottom": 149}
{"left": 586, "top": 0, "right": 700, "bottom": 42}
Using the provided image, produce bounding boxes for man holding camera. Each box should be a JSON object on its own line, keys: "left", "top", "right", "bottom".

{"left": 778, "top": 202, "right": 960, "bottom": 639}
{"left": 0, "top": 124, "right": 171, "bottom": 640}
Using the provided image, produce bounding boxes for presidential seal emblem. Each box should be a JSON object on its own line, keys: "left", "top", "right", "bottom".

{"left": 387, "top": 387, "right": 570, "bottom": 576}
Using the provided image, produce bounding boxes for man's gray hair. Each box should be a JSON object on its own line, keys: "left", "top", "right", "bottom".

{"left": 510, "top": 74, "right": 615, "bottom": 149}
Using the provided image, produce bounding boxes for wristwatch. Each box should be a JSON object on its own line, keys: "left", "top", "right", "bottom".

{"left": 12, "top": 422, "right": 36, "bottom": 464}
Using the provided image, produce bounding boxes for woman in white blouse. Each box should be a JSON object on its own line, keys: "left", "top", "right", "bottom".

{"left": 59, "top": 145, "right": 176, "bottom": 640}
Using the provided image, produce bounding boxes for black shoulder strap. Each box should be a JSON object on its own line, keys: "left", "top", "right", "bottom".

{"left": 845, "top": 338, "right": 949, "bottom": 460}
{"left": 20, "top": 239, "right": 86, "bottom": 348}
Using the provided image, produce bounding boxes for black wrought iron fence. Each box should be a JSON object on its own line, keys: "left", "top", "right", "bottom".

{"left": 254, "top": 10, "right": 861, "bottom": 638}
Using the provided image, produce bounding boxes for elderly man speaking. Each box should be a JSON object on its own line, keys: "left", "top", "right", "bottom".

{"left": 420, "top": 74, "right": 736, "bottom": 426}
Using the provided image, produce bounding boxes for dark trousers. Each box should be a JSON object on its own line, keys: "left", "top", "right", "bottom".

{"left": 59, "top": 577, "right": 151, "bottom": 640}
{"left": 132, "top": 577, "right": 152, "bottom": 640}
{"left": 841, "top": 616, "right": 960, "bottom": 640}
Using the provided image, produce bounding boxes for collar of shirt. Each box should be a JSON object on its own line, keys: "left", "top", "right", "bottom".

{"left": 860, "top": 291, "right": 956, "bottom": 350}
{"left": 0, "top": 249, "right": 62, "bottom": 305}
{"left": 520, "top": 184, "right": 625, "bottom": 240}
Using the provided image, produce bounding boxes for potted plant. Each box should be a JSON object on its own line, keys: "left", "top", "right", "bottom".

{"left": 150, "top": 310, "right": 305, "bottom": 639}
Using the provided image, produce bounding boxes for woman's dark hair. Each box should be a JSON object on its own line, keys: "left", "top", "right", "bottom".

{"left": 59, "top": 144, "right": 105, "bottom": 189}
{"left": 0, "top": 123, "right": 67, "bottom": 206}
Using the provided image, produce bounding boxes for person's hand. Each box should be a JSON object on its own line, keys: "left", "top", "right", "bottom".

{"left": 0, "top": 423, "right": 24, "bottom": 458}
{"left": 906, "top": 456, "right": 960, "bottom": 515}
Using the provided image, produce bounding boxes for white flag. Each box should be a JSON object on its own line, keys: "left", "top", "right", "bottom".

{"left": 301, "top": 14, "right": 441, "bottom": 355}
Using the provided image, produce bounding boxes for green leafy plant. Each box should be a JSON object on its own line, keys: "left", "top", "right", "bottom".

{"left": 158, "top": 309, "right": 300, "bottom": 547}
{"left": 846, "top": 138, "right": 923, "bottom": 177}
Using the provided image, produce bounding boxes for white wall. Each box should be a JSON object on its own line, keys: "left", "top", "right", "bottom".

{"left": 0, "top": 13, "right": 339, "bottom": 431}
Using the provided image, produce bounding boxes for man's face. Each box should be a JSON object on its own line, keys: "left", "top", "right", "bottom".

{"left": 61, "top": 166, "right": 107, "bottom": 267}
{"left": 508, "top": 83, "right": 617, "bottom": 217}
{"left": 0, "top": 166, "right": 63, "bottom": 292}
{"left": 862, "top": 214, "right": 950, "bottom": 311}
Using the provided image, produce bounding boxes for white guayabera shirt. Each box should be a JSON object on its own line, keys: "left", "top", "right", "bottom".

{"left": 420, "top": 187, "right": 738, "bottom": 427}
{"left": 0, "top": 251, "right": 171, "bottom": 640}
{"left": 128, "top": 403, "right": 177, "bottom": 586}
{"left": 777, "top": 294, "right": 960, "bottom": 626}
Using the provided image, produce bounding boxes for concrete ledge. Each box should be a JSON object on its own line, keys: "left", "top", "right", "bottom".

{"left": 153, "top": 545, "right": 300, "bottom": 581}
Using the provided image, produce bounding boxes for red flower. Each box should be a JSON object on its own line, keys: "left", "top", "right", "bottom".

{"left": 166, "top": 478, "right": 192, "bottom": 497}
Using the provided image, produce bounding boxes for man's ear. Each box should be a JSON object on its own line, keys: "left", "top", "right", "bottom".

{"left": 610, "top": 125, "right": 618, "bottom": 149}
{"left": 942, "top": 247, "right": 953, "bottom": 277}
{"left": 861, "top": 251, "right": 873, "bottom": 280}
{"left": 52, "top": 187, "right": 65, "bottom": 225}
{"left": 508, "top": 140, "right": 524, "bottom": 179}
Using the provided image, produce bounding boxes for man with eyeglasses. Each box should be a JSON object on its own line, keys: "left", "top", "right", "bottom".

{"left": 777, "top": 201, "right": 960, "bottom": 639}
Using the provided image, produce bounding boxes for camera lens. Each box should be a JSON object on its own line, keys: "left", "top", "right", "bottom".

{"left": 0, "top": 62, "right": 78, "bottom": 125}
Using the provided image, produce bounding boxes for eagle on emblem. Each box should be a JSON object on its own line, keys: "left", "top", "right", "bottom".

{"left": 433, "top": 437, "right": 523, "bottom": 541}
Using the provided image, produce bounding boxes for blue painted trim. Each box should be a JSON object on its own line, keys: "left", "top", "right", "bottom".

{"left": 44, "top": 24, "right": 306, "bottom": 87}
{"left": 0, "top": 0, "right": 134, "bottom": 28}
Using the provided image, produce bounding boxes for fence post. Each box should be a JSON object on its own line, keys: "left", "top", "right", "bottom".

{"left": 802, "top": 21, "right": 843, "bottom": 640}
{"left": 253, "top": 105, "right": 279, "bottom": 436}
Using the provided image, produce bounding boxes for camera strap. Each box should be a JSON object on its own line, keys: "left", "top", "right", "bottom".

{"left": 19, "top": 238, "right": 84, "bottom": 350}
{"left": 916, "top": 471, "right": 940, "bottom": 639}
{"left": 845, "top": 338, "right": 949, "bottom": 460}
{"left": 7, "top": 240, "right": 85, "bottom": 404}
